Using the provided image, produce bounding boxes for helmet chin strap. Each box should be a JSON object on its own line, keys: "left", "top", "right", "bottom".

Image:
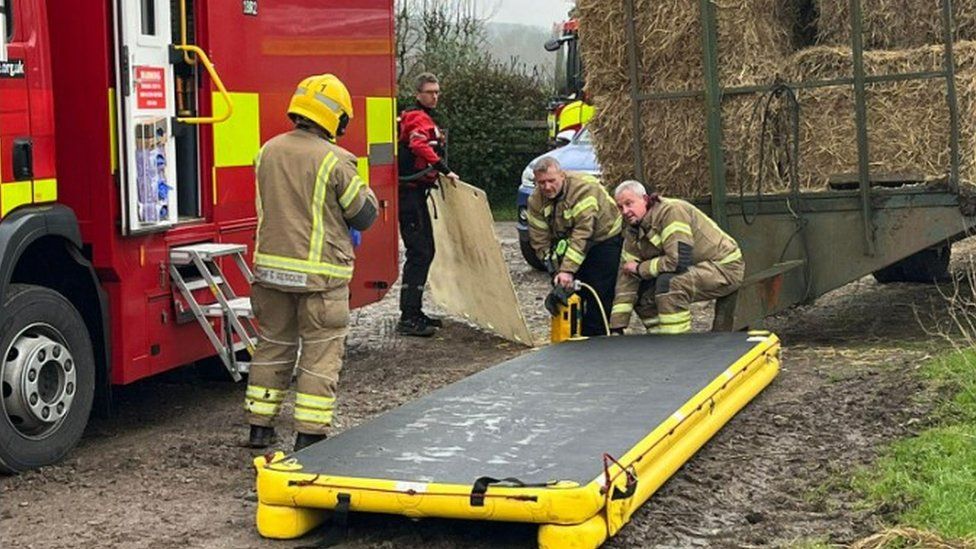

{"left": 336, "top": 113, "right": 350, "bottom": 137}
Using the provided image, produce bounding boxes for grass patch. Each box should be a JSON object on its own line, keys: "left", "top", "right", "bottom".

{"left": 854, "top": 350, "right": 976, "bottom": 540}
{"left": 491, "top": 203, "right": 518, "bottom": 222}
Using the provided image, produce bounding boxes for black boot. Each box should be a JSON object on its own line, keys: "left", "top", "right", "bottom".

{"left": 397, "top": 315, "right": 437, "bottom": 337}
{"left": 294, "top": 432, "right": 327, "bottom": 452}
{"left": 248, "top": 425, "right": 275, "bottom": 449}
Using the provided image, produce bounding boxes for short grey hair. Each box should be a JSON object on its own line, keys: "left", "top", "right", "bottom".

{"left": 415, "top": 72, "right": 439, "bottom": 92}
{"left": 532, "top": 156, "right": 562, "bottom": 174}
{"left": 614, "top": 180, "right": 647, "bottom": 199}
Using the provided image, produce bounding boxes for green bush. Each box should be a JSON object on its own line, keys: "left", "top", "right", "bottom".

{"left": 396, "top": 1, "right": 550, "bottom": 207}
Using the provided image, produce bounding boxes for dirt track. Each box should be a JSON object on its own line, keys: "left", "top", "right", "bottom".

{"left": 0, "top": 223, "right": 965, "bottom": 549}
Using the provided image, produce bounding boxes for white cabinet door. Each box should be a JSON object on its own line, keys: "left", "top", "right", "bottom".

{"left": 115, "top": 0, "right": 177, "bottom": 234}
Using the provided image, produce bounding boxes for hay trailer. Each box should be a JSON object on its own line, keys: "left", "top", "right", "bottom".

{"left": 602, "top": 0, "right": 976, "bottom": 330}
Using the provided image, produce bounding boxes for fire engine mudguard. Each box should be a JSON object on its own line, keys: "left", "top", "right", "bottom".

{"left": 254, "top": 332, "right": 780, "bottom": 548}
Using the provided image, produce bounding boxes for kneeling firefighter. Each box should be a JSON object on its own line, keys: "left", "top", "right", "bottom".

{"left": 609, "top": 180, "right": 744, "bottom": 335}
{"left": 245, "top": 74, "right": 379, "bottom": 452}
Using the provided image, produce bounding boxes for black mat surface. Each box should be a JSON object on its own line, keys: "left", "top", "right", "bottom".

{"left": 292, "top": 333, "right": 762, "bottom": 486}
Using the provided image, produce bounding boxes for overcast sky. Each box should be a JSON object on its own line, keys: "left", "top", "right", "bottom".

{"left": 487, "top": 0, "right": 574, "bottom": 28}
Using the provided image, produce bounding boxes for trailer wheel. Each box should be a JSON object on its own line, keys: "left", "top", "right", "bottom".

{"left": 873, "top": 245, "right": 951, "bottom": 284}
{"left": 0, "top": 284, "right": 95, "bottom": 473}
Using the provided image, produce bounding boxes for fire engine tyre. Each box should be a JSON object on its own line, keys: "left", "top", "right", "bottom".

{"left": 0, "top": 284, "right": 95, "bottom": 474}
{"left": 519, "top": 235, "right": 546, "bottom": 271}
{"left": 873, "top": 245, "right": 951, "bottom": 284}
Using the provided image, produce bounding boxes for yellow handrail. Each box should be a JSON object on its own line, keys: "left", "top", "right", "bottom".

{"left": 179, "top": 0, "right": 196, "bottom": 65}
{"left": 174, "top": 44, "right": 233, "bottom": 124}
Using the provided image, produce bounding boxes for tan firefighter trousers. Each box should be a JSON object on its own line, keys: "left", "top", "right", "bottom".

{"left": 635, "top": 259, "right": 744, "bottom": 334}
{"left": 245, "top": 284, "right": 349, "bottom": 435}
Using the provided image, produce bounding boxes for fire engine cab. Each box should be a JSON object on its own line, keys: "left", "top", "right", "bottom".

{"left": 0, "top": 0, "right": 399, "bottom": 472}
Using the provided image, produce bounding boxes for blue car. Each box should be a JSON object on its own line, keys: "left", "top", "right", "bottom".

{"left": 516, "top": 127, "right": 601, "bottom": 270}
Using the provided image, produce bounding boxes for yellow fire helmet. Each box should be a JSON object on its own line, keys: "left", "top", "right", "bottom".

{"left": 288, "top": 73, "right": 354, "bottom": 137}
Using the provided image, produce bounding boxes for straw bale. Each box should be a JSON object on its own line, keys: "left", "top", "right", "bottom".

{"left": 784, "top": 42, "right": 976, "bottom": 188}
{"left": 578, "top": 0, "right": 798, "bottom": 197}
{"left": 816, "top": 0, "right": 976, "bottom": 49}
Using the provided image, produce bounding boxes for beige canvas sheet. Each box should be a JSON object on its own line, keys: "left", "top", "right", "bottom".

{"left": 427, "top": 178, "right": 536, "bottom": 347}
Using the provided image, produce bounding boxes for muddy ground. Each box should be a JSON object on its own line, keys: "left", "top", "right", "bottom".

{"left": 1, "top": 223, "right": 966, "bottom": 549}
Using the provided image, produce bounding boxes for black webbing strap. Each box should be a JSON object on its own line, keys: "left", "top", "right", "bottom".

{"left": 296, "top": 493, "right": 351, "bottom": 548}
{"left": 469, "top": 476, "right": 548, "bottom": 507}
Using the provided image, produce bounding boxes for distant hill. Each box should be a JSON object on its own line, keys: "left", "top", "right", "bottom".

{"left": 485, "top": 22, "right": 554, "bottom": 79}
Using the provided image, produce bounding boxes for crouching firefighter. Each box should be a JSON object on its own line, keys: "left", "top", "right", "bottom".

{"left": 609, "top": 180, "right": 744, "bottom": 335}
{"left": 245, "top": 74, "right": 379, "bottom": 452}
{"left": 526, "top": 156, "right": 623, "bottom": 337}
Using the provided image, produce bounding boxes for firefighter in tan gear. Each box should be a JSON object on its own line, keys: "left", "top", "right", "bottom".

{"left": 245, "top": 74, "right": 378, "bottom": 452}
{"left": 526, "top": 157, "right": 623, "bottom": 336}
{"left": 609, "top": 181, "right": 743, "bottom": 335}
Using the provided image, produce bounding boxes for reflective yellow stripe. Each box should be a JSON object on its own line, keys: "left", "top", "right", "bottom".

{"left": 214, "top": 92, "right": 261, "bottom": 168}
{"left": 339, "top": 176, "right": 366, "bottom": 209}
{"left": 357, "top": 157, "right": 370, "bottom": 185}
{"left": 718, "top": 248, "right": 743, "bottom": 264}
{"left": 255, "top": 145, "right": 267, "bottom": 233}
{"left": 245, "top": 399, "right": 281, "bottom": 417}
{"left": 659, "top": 310, "right": 692, "bottom": 324}
{"left": 254, "top": 252, "right": 353, "bottom": 279}
{"left": 642, "top": 316, "right": 660, "bottom": 327}
{"left": 648, "top": 257, "right": 661, "bottom": 278}
{"left": 294, "top": 407, "right": 334, "bottom": 425}
{"left": 564, "top": 246, "right": 585, "bottom": 265}
{"left": 542, "top": 205, "right": 553, "bottom": 217}
{"left": 526, "top": 211, "right": 548, "bottom": 230}
{"left": 1, "top": 182, "right": 32, "bottom": 217}
{"left": 609, "top": 215, "right": 622, "bottom": 236}
{"left": 622, "top": 251, "right": 639, "bottom": 262}
{"left": 612, "top": 303, "right": 634, "bottom": 315}
{"left": 246, "top": 385, "right": 286, "bottom": 403}
{"left": 108, "top": 88, "right": 118, "bottom": 174}
{"left": 653, "top": 321, "right": 691, "bottom": 334}
{"left": 308, "top": 153, "right": 339, "bottom": 262}
{"left": 662, "top": 221, "right": 693, "bottom": 242}
{"left": 366, "top": 97, "right": 395, "bottom": 145}
{"left": 563, "top": 196, "right": 598, "bottom": 220}
{"left": 649, "top": 233, "right": 662, "bottom": 247}
{"left": 33, "top": 179, "right": 57, "bottom": 203}
{"left": 295, "top": 393, "right": 336, "bottom": 410}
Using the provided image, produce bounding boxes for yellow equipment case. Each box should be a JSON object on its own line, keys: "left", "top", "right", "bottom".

{"left": 254, "top": 332, "right": 780, "bottom": 548}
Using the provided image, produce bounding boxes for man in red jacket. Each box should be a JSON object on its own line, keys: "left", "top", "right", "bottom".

{"left": 397, "top": 72, "right": 460, "bottom": 337}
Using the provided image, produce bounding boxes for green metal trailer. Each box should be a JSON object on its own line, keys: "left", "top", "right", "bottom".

{"left": 617, "top": 0, "right": 976, "bottom": 330}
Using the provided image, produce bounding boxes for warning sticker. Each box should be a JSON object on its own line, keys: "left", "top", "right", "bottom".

{"left": 135, "top": 66, "right": 167, "bottom": 110}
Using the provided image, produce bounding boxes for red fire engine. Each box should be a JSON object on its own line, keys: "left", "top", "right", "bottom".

{"left": 0, "top": 0, "right": 399, "bottom": 472}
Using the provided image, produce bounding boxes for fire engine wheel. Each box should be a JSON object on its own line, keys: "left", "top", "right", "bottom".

{"left": 0, "top": 284, "right": 95, "bottom": 474}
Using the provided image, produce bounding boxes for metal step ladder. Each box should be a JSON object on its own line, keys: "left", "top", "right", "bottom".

{"left": 170, "top": 243, "right": 257, "bottom": 381}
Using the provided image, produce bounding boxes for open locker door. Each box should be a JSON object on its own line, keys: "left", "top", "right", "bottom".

{"left": 114, "top": 0, "right": 177, "bottom": 233}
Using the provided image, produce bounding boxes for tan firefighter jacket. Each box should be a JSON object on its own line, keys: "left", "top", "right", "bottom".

{"left": 609, "top": 198, "right": 743, "bottom": 328}
{"left": 254, "top": 129, "right": 378, "bottom": 292}
{"left": 525, "top": 172, "right": 622, "bottom": 274}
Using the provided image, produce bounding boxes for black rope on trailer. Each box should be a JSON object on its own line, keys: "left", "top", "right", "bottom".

{"left": 740, "top": 81, "right": 815, "bottom": 301}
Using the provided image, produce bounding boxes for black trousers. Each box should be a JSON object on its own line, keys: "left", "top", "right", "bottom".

{"left": 398, "top": 185, "right": 435, "bottom": 318}
{"left": 575, "top": 235, "right": 623, "bottom": 337}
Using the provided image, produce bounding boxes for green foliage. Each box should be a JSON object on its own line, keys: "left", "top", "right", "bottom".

{"left": 396, "top": 1, "right": 550, "bottom": 206}
{"left": 853, "top": 350, "right": 976, "bottom": 539}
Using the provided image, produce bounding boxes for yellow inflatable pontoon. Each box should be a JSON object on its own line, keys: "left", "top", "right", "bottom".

{"left": 254, "top": 331, "right": 780, "bottom": 548}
